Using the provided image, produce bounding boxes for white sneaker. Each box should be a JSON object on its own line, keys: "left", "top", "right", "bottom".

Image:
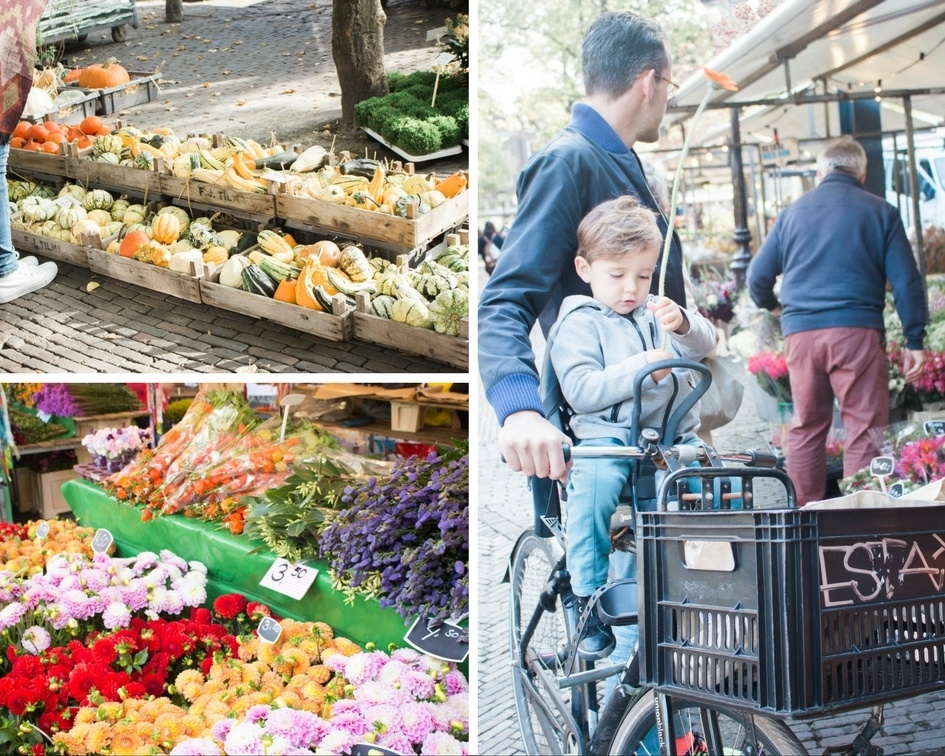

{"left": 18, "top": 256, "right": 39, "bottom": 266}
{"left": 0, "top": 261, "right": 58, "bottom": 304}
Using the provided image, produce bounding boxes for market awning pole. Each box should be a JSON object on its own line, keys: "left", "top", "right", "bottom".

{"left": 728, "top": 106, "right": 752, "bottom": 291}
{"left": 903, "top": 94, "right": 929, "bottom": 322}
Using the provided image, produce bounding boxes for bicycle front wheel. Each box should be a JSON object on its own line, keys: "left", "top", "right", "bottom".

{"left": 606, "top": 690, "right": 806, "bottom": 755}
{"left": 509, "top": 529, "right": 581, "bottom": 755}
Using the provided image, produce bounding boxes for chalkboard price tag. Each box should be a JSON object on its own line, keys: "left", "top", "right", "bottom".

{"left": 888, "top": 482, "right": 905, "bottom": 498}
{"left": 349, "top": 744, "right": 406, "bottom": 756}
{"left": 259, "top": 558, "right": 318, "bottom": 601}
{"left": 925, "top": 420, "right": 945, "bottom": 436}
{"left": 404, "top": 615, "right": 468, "bottom": 663}
{"left": 869, "top": 456, "right": 895, "bottom": 477}
{"left": 257, "top": 617, "right": 282, "bottom": 644}
{"left": 91, "top": 528, "right": 113, "bottom": 554}
{"left": 35, "top": 522, "right": 50, "bottom": 540}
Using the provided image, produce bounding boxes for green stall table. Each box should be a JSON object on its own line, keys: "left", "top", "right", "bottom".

{"left": 61, "top": 478, "right": 411, "bottom": 649}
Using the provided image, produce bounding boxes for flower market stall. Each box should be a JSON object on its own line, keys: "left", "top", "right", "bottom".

{"left": 0, "top": 382, "right": 470, "bottom": 755}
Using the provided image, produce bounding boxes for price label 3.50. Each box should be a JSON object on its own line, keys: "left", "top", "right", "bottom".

{"left": 259, "top": 558, "right": 318, "bottom": 600}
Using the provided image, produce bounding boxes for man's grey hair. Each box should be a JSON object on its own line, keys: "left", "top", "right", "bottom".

{"left": 816, "top": 135, "right": 867, "bottom": 178}
{"left": 582, "top": 12, "right": 668, "bottom": 100}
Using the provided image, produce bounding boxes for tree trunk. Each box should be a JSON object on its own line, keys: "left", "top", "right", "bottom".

{"left": 332, "top": 0, "right": 389, "bottom": 126}
{"left": 166, "top": 0, "right": 183, "bottom": 23}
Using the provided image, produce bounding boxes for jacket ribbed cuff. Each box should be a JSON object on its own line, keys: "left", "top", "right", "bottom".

{"left": 486, "top": 373, "right": 545, "bottom": 426}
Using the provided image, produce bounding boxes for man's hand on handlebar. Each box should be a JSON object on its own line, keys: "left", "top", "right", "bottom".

{"left": 498, "top": 411, "right": 571, "bottom": 481}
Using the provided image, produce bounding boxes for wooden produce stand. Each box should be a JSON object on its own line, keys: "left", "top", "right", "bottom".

{"left": 5, "top": 147, "right": 470, "bottom": 367}
{"left": 299, "top": 384, "right": 468, "bottom": 446}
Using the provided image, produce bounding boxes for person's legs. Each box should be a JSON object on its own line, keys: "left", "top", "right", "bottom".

{"left": 0, "top": 141, "right": 16, "bottom": 277}
{"left": 0, "top": 141, "right": 58, "bottom": 303}
{"left": 565, "top": 437, "right": 629, "bottom": 658}
{"left": 824, "top": 327, "right": 889, "bottom": 477}
{"left": 784, "top": 331, "right": 834, "bottom": 506}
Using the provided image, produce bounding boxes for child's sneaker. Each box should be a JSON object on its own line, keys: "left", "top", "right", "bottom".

{"left": 0, "top": 261, "right": 58, "bottom": 304}
{"left": 571, "top": 594, "right": 615, "bottom": 660}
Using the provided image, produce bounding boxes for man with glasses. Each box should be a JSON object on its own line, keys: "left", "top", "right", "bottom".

{"left": 480, "top": 10, "right": 686, "bottom": 482}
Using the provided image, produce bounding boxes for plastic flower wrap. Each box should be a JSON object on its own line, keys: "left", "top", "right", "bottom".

{"left": 691, "top": 273, "right": 737, "bottom": 323}
{"left": 164, "top": 418, "right": 337, "bottom": 523}
{"left": 746, "top": 351, "right": 792, "bottom": 402}
{"left": 104, "top": 388, "right": 248, "bottom": 505}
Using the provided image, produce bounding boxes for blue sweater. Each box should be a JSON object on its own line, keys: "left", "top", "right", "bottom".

{"left": 478, "top": 103, "right": 686, "bottom": 425}
{"left": 747, "top": 172, "right": 926, "bottom": 350}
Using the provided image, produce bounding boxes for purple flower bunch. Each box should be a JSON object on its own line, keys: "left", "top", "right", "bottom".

{"left": 32, "top": 383, "right": 82, "bottom": 417}
{"left": 0, "top": 548, "right": 207, "bottom": 658}
{"left": 317, "top": 446, "right": 469, "bottom": 624}
{"left": 692, "top": 275, "right": 738, "bottom": 323}
{"left": 169, "top": 647, "right": 469, "bottom": 755}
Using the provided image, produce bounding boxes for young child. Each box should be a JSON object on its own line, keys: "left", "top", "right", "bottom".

{"left": 548, "top": 195, "right": 716, "bottom": 659}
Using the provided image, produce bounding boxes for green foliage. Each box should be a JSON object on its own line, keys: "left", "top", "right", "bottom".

{"left": 354, "top": 69, "right": 467, "bottom": 155}
{"left": 163, "top": 398, "right": 193, "bottom": 430}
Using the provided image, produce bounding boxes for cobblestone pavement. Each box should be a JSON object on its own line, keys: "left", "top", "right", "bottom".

{"left": 476, "top": 326, "right": 945, "bottom": 754}
{"left": 1, "top": 0, "right": 467, "bottom": 374}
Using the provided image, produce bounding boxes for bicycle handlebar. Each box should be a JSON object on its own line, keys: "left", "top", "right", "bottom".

{"left": 562, "top": 443, "right": 780, "bottom": 469}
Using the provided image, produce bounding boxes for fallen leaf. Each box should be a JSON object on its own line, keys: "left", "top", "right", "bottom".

{"left": 236, "top": 100, "right": 246, "bottom": 106}
{"left": 86, "top": 281, "right": 100, "bottom": 292}
{"left": 281, "top": 89, "right": 295, "bottom": 94}
{"left": 136, "top": 56, "right": 149, "bottom": 61}
{"left": 236, "top": 364, "right": 258, "bottom": 373}
{"left": 203, "top": 82, "right": 211, "bottom": 88}
{"left": 234, "top": 40, "right": 243, "bottom": 45}
{"left": 222, "top": 70, "right": 231, "bottom": 75}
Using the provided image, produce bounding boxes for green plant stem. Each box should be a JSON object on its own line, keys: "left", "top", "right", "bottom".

{"left": 658, "top": 86, "right": 713, "bottom": 348}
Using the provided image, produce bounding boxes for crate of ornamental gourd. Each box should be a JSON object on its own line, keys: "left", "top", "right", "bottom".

{"left": 7, "top": 180, "right": 97, "bottom": 268}
{"left": 158, "top": 134, "right": 280, "bottom": 221}
{"left": 350, "top": 232, "right": 470, "bottom": 369}
{"left": 271, "top": 148, "right": 469, "bottom": 251}
{"left": 197, "top": 229, "right": 354, "bottom": 342}
{"left": 65, "top": 125, "right": 164, "bottom": 196}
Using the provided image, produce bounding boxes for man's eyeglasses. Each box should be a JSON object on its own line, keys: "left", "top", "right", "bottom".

{"left": 655, "top": 72, "right": 679, "bottom": 98}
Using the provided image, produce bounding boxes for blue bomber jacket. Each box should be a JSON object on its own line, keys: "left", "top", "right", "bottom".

{"left": 747, "top": 171, "right": 926, "bottom": 350}
{"left": 477, "top": 103, "right": 687, "bottom": 426}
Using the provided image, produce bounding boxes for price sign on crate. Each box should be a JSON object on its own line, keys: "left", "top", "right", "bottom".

{"left": 925, "top": 420, "right": 945, "bottom": 436}
{"left": 259, "top": 558, "right": 318, "bottom": 600}
{"left": 257, "top": 617, "right": 282, "bottom": 645}
{"left": 869, "top": 456, "right": 895, "bottom": 494}
{"left": 35, "top": 522, "right": 50, "bottom": 540}
{"left": 91, "top": 528, "right": 113, "bottom": 555}
{"left": 404, "top": 616, "right": 468, "bottom": 663}
{"left": 888, "top": 482, "right": 905, "bottom": 498}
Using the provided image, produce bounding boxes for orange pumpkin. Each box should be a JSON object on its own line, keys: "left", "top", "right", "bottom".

{"left": 274, "top": 279, "right": 298, "bottom": 304}
{"left": 78, "top": 58, "right": 131, "bottom": 89}
{"left": 63, "top": 68, "right": 83, "bottom": 84}
{"left": 119, "top": 229, "right": 151, "bottom": 258}
{"left": 79, "top": 115, "right": 104, "bottom": 136}
{"left": 296, "top": 240, "right": 341, "bottom": 268}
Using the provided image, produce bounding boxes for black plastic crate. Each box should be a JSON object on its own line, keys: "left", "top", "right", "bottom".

{"left": 638, "top": 504, "right": 945, "bottom": 717}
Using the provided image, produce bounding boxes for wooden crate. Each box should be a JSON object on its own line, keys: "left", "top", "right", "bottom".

{"left": 198, "top": 279, "right": 353, "bottom": 342}
{"left": 7, "top": 149, "right": 70, "bottom": 183}
{"left": 10, "top": 225, "right": 91, "bottom": 268}
{"left": 67, "top": 154, "right": 162, "bottom": 196}
{"left": 160, "top": 174, "right": 277, "bottom": 220}
{"left": 276, "top": 190, "right": 469, "bottom": 251}
{"left": 15, "top": 468, "right": 77, "bottom": 519}
{"left": 352, "top": 301, "right": 468, "bottom": 370}
{"left": 87, "top": 247, "right": 203, "bottom": 303}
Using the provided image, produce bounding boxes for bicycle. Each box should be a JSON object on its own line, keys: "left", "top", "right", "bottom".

{"left": 508, "top": 358, "right": 934, "bottom": 755}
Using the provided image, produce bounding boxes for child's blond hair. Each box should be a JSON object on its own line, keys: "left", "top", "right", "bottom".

{"left": 577, "top": 195, "right": 661, "bottom": 263}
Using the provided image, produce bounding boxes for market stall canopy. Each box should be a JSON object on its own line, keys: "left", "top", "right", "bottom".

{"left": 668, "top": 0, "right": 945, "bottom": 146}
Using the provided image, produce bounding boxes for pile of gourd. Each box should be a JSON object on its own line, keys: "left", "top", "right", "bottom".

{"left": 9, "top": 180, "right": 246, "bottom": 271}
{"left": 218, "top": 234, "right": 469, "bottom": 337}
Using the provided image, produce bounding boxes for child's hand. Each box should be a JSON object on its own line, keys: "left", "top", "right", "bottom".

{"left": 648, "top": 297, "right": 687, "bottom": 334}
{"left": 644, "top": 349, "right": 674, "bottom": 382}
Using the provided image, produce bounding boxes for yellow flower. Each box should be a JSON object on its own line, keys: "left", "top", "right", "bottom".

{"left": 83, "top": 721, "right": 111, "bottom": 754}
{"left": 110, "top": 730, "right": 148, "bottom": 756}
